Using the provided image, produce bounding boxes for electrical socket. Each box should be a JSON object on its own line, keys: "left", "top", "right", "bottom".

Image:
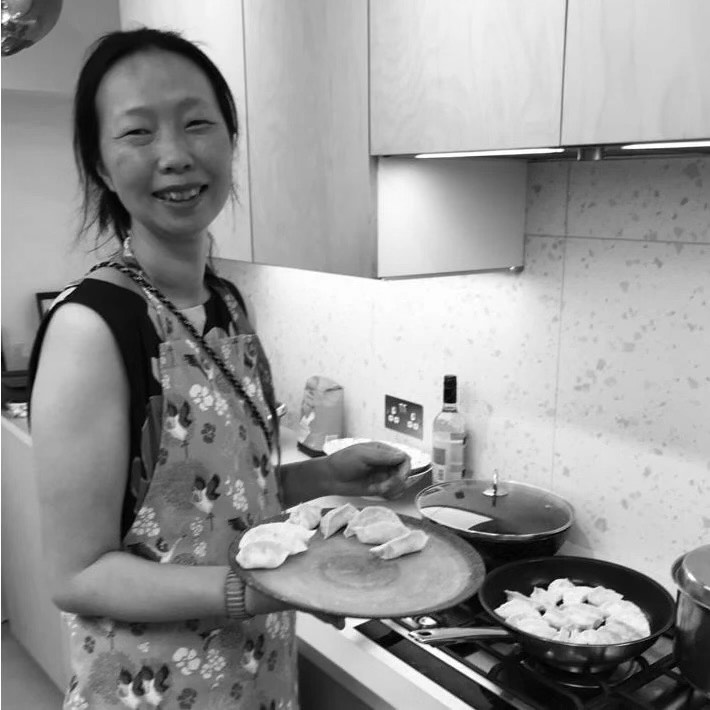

{"left": 384, "top": 395, "right": 424, "bottom": 440}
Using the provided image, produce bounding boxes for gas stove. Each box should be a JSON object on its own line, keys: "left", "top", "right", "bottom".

{"left": 354, "top": 595, "right": 709, "bottom": 709}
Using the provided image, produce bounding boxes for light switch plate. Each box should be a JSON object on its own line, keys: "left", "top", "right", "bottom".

{"left": 384, "top": 395, "right": 424, "bottom": 440}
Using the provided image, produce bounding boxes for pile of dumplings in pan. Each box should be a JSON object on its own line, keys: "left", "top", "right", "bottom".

{"left": 494, "top": 579, "right": 651, "bottom": 644}
{"left": 235, "top": 503, "right": 429, "bottom": 570}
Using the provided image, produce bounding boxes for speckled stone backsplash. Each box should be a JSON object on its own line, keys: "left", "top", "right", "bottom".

{"left": 217, "top": 157, "right": 709, "bottom": 591}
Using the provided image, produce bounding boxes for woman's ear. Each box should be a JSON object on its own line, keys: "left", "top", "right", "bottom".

{"left": 96, "top": 161, "right": 116, "bottom": 192}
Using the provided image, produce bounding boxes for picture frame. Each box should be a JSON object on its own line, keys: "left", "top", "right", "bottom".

{"left": 35, "top": 291, "right": 62, "bottom": 321}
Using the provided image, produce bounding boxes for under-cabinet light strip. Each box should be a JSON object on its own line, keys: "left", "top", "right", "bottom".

{"left": 414, "top": 147, "right": 565, "bottom": 158}
{"left": 621, "top": 140, "right": 710, "bottom": 150}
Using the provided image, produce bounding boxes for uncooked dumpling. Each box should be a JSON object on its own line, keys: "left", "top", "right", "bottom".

{"left": 240, "top": 522, "right": 313, "bottom": 554}
{"left": 288, "top": 501, "right": 323, "bottom": 530}
{"left": 344, "top": 506, "right": 401, "bottom": 537}
{"left": 236, "top": 540, "right": 291, "bottom": 569}
{"left": 369, "top": 529, "right": 429, "bottom": 560}
{"left": 319, "top": 503, "right": 358, "bottom": 539}
{"left": 354, "top": 520, "right": 408, "bottom": 545}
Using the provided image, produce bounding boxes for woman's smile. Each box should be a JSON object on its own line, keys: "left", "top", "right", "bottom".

{"left": 153, "top": 183, "right": 207, "bottom": 205}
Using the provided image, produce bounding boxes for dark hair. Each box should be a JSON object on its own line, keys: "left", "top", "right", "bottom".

{"left": 73, "top": 28, "right": 238, "bottom": 247}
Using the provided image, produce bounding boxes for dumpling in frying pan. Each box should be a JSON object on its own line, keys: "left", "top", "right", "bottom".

{"left": 495, "top": 598, "right": 540, "bottom": 621}
{"left": 557, "top": 603, "right": 605, "bottom": 630}
{"left": 355, "top": 520, "right": 408, "bottom": 545}
{"left": 369, "top": 529, "right": 429, "bottom": 560}
{"left": 530, "top": 586, "right": 562, "bottom": 610}
{"left": 236, "top": 540, "right": 291, "bottom": 569}
{"left": 547, "top": 578, "right": 575, "bottom": 594}
{"left": 586, "top": 585, "right": 624, "bottom": 607}
{"left": 560, "top": 585, "right": 594, "bottom": 605}
{"left": 288, "top": 501, "right": 323, "bottom": 530}
{"left": 344, "top": 506, "right": 401, "bottom": 537}
{"left": 508, "top": 615, "right": 558, "bottom": 640}
{"left": 319, "top": 503, "right": 358, "bottom": 539}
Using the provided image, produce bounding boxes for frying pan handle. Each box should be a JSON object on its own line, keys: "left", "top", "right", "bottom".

{"left": 409, "top": 627, "right": 513, "bottom": 644}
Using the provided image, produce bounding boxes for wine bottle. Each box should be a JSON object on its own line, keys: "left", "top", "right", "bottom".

{"left": 431, "top": 375, "right": 467, "bottom": 483}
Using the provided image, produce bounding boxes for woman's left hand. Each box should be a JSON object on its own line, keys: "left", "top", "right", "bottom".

{"left": 326, "top": 441, "right": 410, "bottom": 499}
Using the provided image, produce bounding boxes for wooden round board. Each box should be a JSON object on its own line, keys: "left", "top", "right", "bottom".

{"left": 228, "top": 511, "right": 485, "bottom": 618}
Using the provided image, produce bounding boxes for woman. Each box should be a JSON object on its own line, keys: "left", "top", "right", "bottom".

{"left": 29, "top": 28, "right": 408, "bottom": 709}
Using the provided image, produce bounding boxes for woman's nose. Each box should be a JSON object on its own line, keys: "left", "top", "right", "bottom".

{"left": 156, "top": 131, "right": 193, "bottom": 173}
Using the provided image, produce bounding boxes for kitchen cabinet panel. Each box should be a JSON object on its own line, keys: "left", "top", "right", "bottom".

{"left": 118, "top": 0, "right": 253, "bottom": 262}
{"left": 243, "top": 0, "right": 376, "bottom": 277}
{"left": 369, "top": 0, "right": 566, "bottom": 155}
{"left": 377, "top": 158, "right": 526, "bottom": 278}
{"left": 562, "top": 0, "right": 710, "bottom": 145}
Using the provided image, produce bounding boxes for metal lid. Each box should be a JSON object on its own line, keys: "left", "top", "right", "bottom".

{"left": 672, "top": 544, "right": 710, "bottom": 609}
{"left": 415, "top": 478, "right": 574, "bottom": 542}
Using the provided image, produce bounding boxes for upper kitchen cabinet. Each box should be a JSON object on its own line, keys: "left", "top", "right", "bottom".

{"left": 562, "top": 0, "right": 710, "bottom": 145}
{"left": 242, "top": 0, "right": 376, "bottom": 277}
{"left": 118, "top": 0, "right": 252, "bottom": 262}
{"left": 369, "top": 0, "right": 566, "bottom": 155}
{"left": 2, "top": 0, "right": 120, "bottom": 95}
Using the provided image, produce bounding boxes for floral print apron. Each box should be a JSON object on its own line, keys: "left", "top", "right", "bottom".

{"left": 62, "top": 274, "right": 298, "bottom": 710}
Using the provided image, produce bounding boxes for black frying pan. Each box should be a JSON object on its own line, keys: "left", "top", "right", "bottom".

{"left": 410, "top": 556, "right": 675, "bottom": 673}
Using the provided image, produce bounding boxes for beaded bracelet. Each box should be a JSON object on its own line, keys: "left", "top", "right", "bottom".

{"left": 224, "top": 570, "right": 252, "bottom": 619}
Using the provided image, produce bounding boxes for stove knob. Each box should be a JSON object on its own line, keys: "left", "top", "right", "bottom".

{"left": 416, "top": 616, "right": 438, "bottom": 628}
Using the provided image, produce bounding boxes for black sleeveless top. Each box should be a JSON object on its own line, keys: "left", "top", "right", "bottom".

{"left": 28, "top": 273, "right": 250, "bottom": 538}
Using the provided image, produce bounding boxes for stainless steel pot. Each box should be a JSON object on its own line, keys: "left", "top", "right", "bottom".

{"left": 671, "top": 544, "right": 710, "bottom": 694}
{"left": 415, "top": 476, "right": 575, "bottom": 568}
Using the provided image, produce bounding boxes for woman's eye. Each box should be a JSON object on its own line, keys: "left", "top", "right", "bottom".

{"left": 187, "top": 119, "right": 213, "bottom": 129}
{"left": 121, "top": 128, "right": 150, "bottom": 138}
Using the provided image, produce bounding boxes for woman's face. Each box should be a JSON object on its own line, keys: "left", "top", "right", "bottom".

{"left": 95, "top": 49, "right": 234, "bottom": 243}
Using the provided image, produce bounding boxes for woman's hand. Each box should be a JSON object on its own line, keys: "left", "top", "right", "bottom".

{"left": 325, "top": 441, "right": 410, "bottom": 499}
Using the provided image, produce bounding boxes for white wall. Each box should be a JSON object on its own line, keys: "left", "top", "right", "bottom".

{"left": 0, "top": 90, "right": 113, "bottom": 369}
{"left": 216, "top": 156, "right": 710, "bottom": 591}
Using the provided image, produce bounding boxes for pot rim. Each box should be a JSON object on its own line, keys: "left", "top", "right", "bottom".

{"left": 672, "top": 544, "right": 710, "bottom": 609}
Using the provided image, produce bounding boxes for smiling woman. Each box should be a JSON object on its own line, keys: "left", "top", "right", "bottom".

{"left": 27, "top": 27, "right": 411, "bottom": 710}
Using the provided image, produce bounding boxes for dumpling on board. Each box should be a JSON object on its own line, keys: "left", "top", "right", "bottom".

{"left": 355, "top": 520, "right": 409, "bottom": 545}
{"left": 288, "top": 501, "right": 323, "bottom": 530}
{"left": 344, "top": 506, "right": 401, "bottom": 537}
{"left": 236, "top": 540, "right": 291, "bottom": 570}
{"left": 240, "top": 522, "right": 314, "bottom": 554}
{"left": 369, "top": 529, "right": 429, "bottom": 560}
{"left": 319, "top": 503, "right": 358, "bottom": 539}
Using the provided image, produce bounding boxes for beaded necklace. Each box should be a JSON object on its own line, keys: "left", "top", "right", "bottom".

{"left": 88, "top": 238, "right": 275, "bottom": 453}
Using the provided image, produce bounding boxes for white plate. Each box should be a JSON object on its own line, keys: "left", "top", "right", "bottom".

{"left": 323, "top": 437, "right": 431, "bottom": 474}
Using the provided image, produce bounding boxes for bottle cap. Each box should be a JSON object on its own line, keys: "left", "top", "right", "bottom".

{"left": 443, "top": 374, "right": 457, "bottom": 404}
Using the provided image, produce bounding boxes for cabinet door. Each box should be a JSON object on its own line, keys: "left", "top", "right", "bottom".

{"left": 370, "top": 0, "right": 566, "bottom": 155}
{"left": 563, "top": 0, "right": 710, "bottom": 145}
{"left": 243, "top": 0, "right": 376, "bottom": 277}
{"left": 118, "top": 0, "right": 252, "bottom": 262}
